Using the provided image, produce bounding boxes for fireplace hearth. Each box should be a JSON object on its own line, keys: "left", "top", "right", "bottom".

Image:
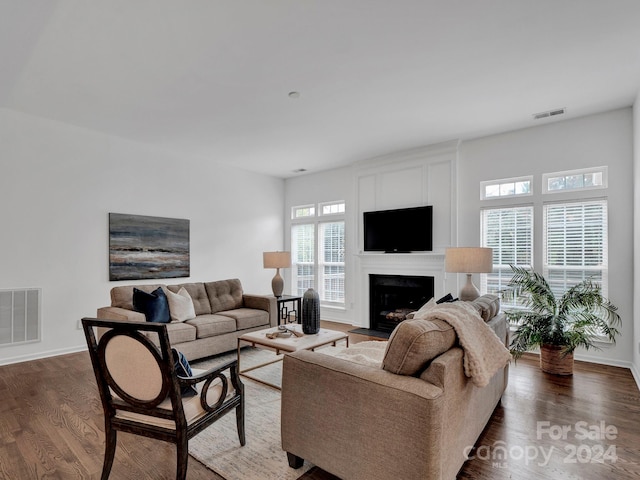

{"left": 369, "top": 274, "right": 434, "bottom": 333}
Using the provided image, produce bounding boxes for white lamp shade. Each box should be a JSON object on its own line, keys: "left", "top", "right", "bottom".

{"left": 444, "top": 247, "right": 493, "bottom": 273}
{"left": 263, "top": 251, "right": 291, "bottom": 269}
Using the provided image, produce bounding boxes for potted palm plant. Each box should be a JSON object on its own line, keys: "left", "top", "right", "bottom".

{"left": 502, "top": 265, "right": 621, "bottom": 375}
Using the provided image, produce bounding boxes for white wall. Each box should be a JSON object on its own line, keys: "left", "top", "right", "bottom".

{"left": 459, "top": 108, "right": 634, "bottom": 367}
{"left": 0, "top": 108, "right": 284, "bottom": 365}
{"left": 633, "top": 94, "right": 640, "bottom": 384}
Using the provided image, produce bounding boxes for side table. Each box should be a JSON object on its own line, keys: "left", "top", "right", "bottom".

{"left": 276, "top": 295, "right": 302, "bottom": 325}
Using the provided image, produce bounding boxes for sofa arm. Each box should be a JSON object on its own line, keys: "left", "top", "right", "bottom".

{"left": 281, "top": 350, "right": 445, "bottom": 480}
{"left": 97, "top": 306, "right": 145, "bottom": 322}
{"left": 243, "top": 294, "right": 278, "bottom": 327}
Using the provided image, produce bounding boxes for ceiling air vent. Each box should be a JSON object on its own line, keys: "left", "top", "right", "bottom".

{"left": 533, "top": 108, "right": 566, "bottom": 120}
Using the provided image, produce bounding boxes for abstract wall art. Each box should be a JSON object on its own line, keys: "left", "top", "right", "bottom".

{"left": 109, "top": 213, "right": 190, "bottom": 281}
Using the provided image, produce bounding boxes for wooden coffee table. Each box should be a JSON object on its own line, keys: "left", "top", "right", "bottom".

{"left": 237, "top": 324, "right": 349, "bottom": 389}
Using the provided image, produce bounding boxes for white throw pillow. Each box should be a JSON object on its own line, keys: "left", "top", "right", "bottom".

{"left": 165, "top": 287, "right": 196, "bottom": 322}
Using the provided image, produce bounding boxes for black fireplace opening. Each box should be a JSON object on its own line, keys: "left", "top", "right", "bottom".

{"left": 369, "top": 274, "right": 435, "bottom": 333}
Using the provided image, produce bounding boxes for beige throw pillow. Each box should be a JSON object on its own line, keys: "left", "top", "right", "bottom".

{"left": 382, "top": 318, "right": 457, "bottom": 376}
{"left": 165, "top": 287, "right": 196, "bottom": 322}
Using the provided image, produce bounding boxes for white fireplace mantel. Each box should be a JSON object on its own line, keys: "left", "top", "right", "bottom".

{"left": 354, "top": 253, "right": 457, "bottom": 328}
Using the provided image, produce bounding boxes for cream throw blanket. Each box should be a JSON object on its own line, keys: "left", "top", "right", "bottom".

{"left": 418, "top": 302, "right": 512, "bottom": 387}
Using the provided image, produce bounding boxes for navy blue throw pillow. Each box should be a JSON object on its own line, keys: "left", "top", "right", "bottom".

{"left": 172, "top": 348, "right": 197, "bottom": 396}
{"left": 133, "top": 287, "right": 171, "bottom": 323}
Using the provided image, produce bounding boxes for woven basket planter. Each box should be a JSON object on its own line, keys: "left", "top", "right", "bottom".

{"left": 540, "top": 344, "right": 574, "bottom": 375}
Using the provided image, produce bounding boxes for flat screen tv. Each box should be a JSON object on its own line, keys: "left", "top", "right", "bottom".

{"left": 363, "top": 205, "right": 433, "bottom": 253}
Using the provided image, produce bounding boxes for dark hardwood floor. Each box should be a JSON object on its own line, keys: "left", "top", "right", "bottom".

{"left": 0, "top": 321, "right": 638, "bottom": 479}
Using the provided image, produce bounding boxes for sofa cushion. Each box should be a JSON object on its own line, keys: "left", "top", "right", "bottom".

{"left": 382, "top": 318, "right": 456, "bottom": 376}
{"left": 133, "top": 287, "right": 171, "bottom": 323}
{"left": 164, "top": 322, "right": 198, "bottom": 344}
{"left": 141, "top": 321, "right": 197, "bottom": 348}
{"left": 217, "top": 308, "right": 269, "bottom": 330}
{"left": 470, "top": 294, "right": 501, "bottom": 322}
{"left": 185, "top": 314, "right": 237, "bottom": 338}
{"left": 169, "top": 283, "right": 212, "bottom": 315}
{"left": 165, "top": 287, "right": 196, "bottom": 322}
{"left": 111, "top": 284, "right": 165, "bottom": 310}
{"left": 205, "top": 279, "right": 244, "bottom": 314}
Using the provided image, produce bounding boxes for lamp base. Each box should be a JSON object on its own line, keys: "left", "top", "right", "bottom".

{"left": 459, "top": 273, "right": 480, "bottom": 301}
{"left": 271, "top": 269, "right": 284, "bottom": 297}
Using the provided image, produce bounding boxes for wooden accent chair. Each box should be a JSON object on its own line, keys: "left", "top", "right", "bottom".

{"left": 82, "top": 317, "right": 245, "bottom": 480}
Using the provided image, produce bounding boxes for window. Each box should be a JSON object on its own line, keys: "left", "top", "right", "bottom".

{"left": 291, "top": 202, "right": 345, "bottom": 305}
{"left": 481, "top": 206, "right": 534, "bottom": 303}
{"left": 292, "top": 205, "right": 315, "bottom": 219}
{"left": 319, "top": 201, "right": 345, "bottom": 216}
{"left": 480, "top": 168, "right": 609, "bottom": 316}
{"left": 480, "top": 176, "right": 532, "bottom": 200}
{"left": 544, "top": 200, "right": 608, "bottom": 297}
{"left": 543, "top": 166, "right": 607, "bottom": 194}
{"left": 291, "top": 224, "right": 315, "bottom": 294}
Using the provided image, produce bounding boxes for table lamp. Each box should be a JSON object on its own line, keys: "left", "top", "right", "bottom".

{"left": 263, "top": 251, "right": 291, "bottom": 297}
{"left": 444, "top": 247, "right": 493, "bottom": 301}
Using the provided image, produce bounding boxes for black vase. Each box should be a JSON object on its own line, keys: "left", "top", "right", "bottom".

{"left": 302, "top": 288, "right": 320, "bottom": 334}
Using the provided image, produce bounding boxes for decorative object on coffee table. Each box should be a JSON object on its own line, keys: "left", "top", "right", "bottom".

{"left": 502, "top": 265, "right": 621, "bottom": 375}
{"left": 302, "top": 288, "right": 320, "bottom": 334}
{"left": 263, "top": 251, "right": 291, "bottom": 297}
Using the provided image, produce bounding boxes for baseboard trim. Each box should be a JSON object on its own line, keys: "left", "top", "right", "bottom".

{"left": 573, "top": 352, "right": 633, "bottom": 370}
{"left": 0, "top": 345, "right": 87, "bottom": 367}
{"left": 630, "top": 362, "right": 640, "bottom": 392}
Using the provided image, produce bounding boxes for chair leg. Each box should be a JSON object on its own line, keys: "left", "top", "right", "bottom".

{"left": 176, "top": 435, "right": 189, "bottom": 480}
{"left": 101, "top": 424, "right": 117, "bottom": 480}
{"left": 236, "top": 400, "right": 246, "bottom": 446}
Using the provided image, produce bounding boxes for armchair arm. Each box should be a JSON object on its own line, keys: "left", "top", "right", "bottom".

{"left": 178, "top": 359, "right": 243, "bottom": 413}
{"left": 97, "top": 306, "right": 146, "bottom": 322}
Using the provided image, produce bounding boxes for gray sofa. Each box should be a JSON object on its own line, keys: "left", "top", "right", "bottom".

{"left": 281, "top": 295, "right": 510, "bottom": 480}
{"left": 97, "top": 278, "right": 277, "bottom": 361}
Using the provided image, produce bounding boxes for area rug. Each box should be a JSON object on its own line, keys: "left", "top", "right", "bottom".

{"left": 188, "top": 348, "right": 315, "bottom": 480}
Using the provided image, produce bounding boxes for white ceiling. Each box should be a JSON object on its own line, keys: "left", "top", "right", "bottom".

{"left": 2, "top": 1, "right": 640, "bottom": 178}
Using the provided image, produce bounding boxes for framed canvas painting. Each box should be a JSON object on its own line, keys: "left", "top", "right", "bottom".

{"left": 109, "top": 213, "right": 190, "bottom": 281}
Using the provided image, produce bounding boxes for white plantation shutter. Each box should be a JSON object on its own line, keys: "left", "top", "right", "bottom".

{"left": 319, "top": 221, "right": 345, "bottom": 303}
{"left": 544, "top": 200, "right": 608, "bottom": 296}
{"left": 481, "top": 206, "right": 534, "bottom": 301}
{"left": 291, "top": 224, "right": 315, "bottom": 296}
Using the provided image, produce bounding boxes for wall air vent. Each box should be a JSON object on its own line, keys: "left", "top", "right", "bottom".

{"left": 533, "top": 108, "right": 566, "bottom": 120}
{"left": 0, "top": 288, "right": 41, "bottom": 346}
